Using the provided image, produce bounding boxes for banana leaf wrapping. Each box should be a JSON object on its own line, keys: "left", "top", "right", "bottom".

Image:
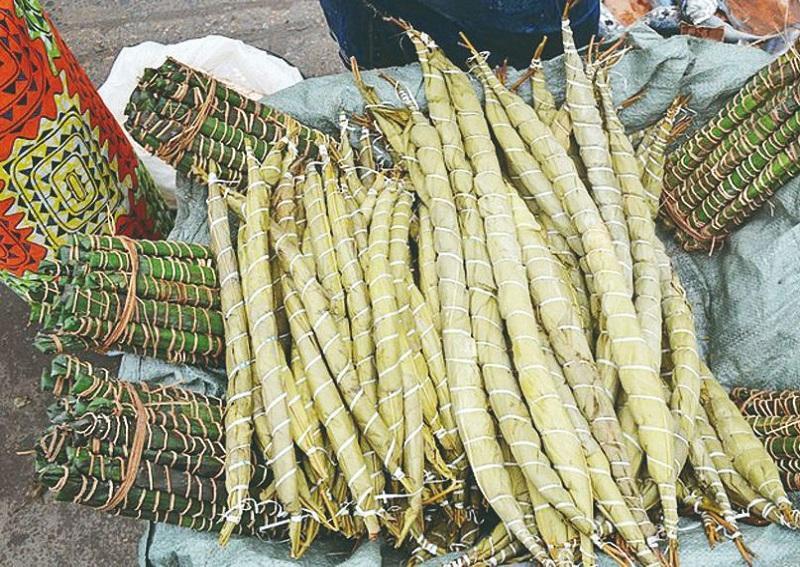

{"left": 69, "top": 447, "right": 226, "bottom": 503}
{"left": 35, "top": 355, "right": 276, "bottom": 541}
{"left": 763, "top": 437, "right": 800, "bottom": 460}
{"left": 662, "top": 37, "right": 800, "bottom": 250}
{"left": 43, "top": 354, "right": 224, "bottom": 424}
{"left": 31, "top": 236, "right": 225, "bottom": 366}
{"left": 39, "top": 464, "right": 273, "bottom": 537}
{"left": 745, "top": 416, "right": 800, "bottom": 437}
{"left": 732, "top": 386, "right": 800, "bottom": 417}
{"left": 730, "top": 385, "right": 800, "bottom": 491}
{"left": 124, "top": 57, "right": 331, "bottom": 189}
{"left": 71, "top": 413, "right": 223, "bottom": 457}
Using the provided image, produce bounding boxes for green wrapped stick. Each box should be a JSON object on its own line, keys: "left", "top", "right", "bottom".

{"left": 70, "top": 234, "right": 213, "bottom": 261}
{"left": 72, "top": 413, "right": 224, "bottom": 457}
{"left": 129, "top": 111, "right": 247, "bottom": 181}
{"left": 745, "top": 416, "right": 800, "bottom": 437}
{"left": 38, "top": 316, "right": 223, "bottom": 364}
{"left": 674, "top": 83, "right": 800, "bottom": 218}
{"left": 145, "top": 58, "right": 326, "bottom": 150}
{"left": 60, "top": 287, "right": 223, "bottom": 337}
{"left": 38, "top": 464, "right": 269, "bottom": 536}
{"left": 69, "top": 447, "right": 225, "bottom": 503}
{"left": 72, "top": 397, "right": 223, "bottom": 441}
{"left": 128, "top": 91, "right": 285, "bottom": 152}
{"left": 81, "top": 439, "right": 272, "bottom": 484}
{"left": 732, "top": 386, "right": 800, "bottom": 416}
{"left": 84, "top": 271, "right": 220, "bottom": 310}
{"left": 688, "top": 103, "right": 800, "bottom": 230}
{"left": 667, "top": 42, "right": 800, "bottom": 186}
{"left": 707, "top": 137, "right": 800, "bottom": 237}
{"left": 34, "top": 334, "right": 221, "bottom": 369}
{"left": 780, "top": 471, "right": 800, "bottom": 491}
{"left": 775, "top": 459, "right": 800, "bottom": 474}
{"left": 44, "top": 354, "right": 223, "bottom": 421}
{"left": 763, "top": 436, "right": 800, "bottom": 460}
{"left": 68, "top": 249, "right": 217, "bottom": 287}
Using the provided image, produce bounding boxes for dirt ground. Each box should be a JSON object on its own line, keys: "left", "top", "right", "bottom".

{"left": 0, "top": 2, "right": 338, "bottom": 565}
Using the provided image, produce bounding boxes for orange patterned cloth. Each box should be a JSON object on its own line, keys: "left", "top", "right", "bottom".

{"left": 0, "top": 0, "right": 173, "bottom": 276}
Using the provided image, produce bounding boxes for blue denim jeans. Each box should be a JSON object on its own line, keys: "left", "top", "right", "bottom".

{"left": 319, "top": 0, "right": 600, "bottom": 70}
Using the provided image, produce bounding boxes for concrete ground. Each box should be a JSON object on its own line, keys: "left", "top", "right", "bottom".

{"left": 0, "top": 2, "right": 338, "bottom": 565}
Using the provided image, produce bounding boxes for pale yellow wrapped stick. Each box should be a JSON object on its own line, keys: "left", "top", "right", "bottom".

{"left": 687, "top": 428, "right": 739, "bottom": 535}
{"left": 468, "top": 40, "right": 678, "bottom": 554}
{"left": 653, "top": 240, "right": 702, "bottom": 477}
{"left": 365, "top": 47, "right": 541, "bottom": 550}
{"left": 208, "top": 165, "right": 255, "bottom": 544}
{"left": 595, "top": 66, "right": 662, "bottom": 360}
{"left": 538, "top": 212, "right": 593, "bottom": 338}
{"left": 268, "top": 185, "right": 331, "bottom": 485}
{"left": 398, "top": 354, "right": 425, "bottom": 545}
{"left": 272, "top": 220, "right": 404, "bottom": 479}
{"left": 274, "top": 177, "right": 327, "bottom": 446}
{"left": 415, "top": 205, "right": 442, "bottom": 333}
{"left": 367, "top": 183, "right": 447, "bottom": 536}
{"left": 363, "top": 182, "right": 406, "bottom": 462}
{"left": 696, "top": 407, "right": 786, "bottom": 526}
{"left": 280, "top": 271, "right": 380, "bottom": 536}
{"left": 641, "top": 99, "right": 684, "bottom": 217}
{"left": 427, "top": 37, "right": 594, "bottom": 563}
{"left": 406, "top": 280, "right": 460, "bottom": 457}
{"left": 408, "top": 32, "right": 593, "bottom": 539}
{"left": 551, "top": 106, "right": 574, "bottom": 152}
{"left": 509, "top": 188, "right": 657, "bottom": 543}
{"left": 240, "top": 148, "right": 302, "bottom": 554}
{"left": 337, "top": 114, "right": 368, "bottom": 207}
{"left": 529, "top": 479, "right": 578, "bottom": 566}
{"left": 535, "top": 307, "right": 660, "bottom": 566}
{"left": 305, "top": 150, "right": 351, "bottom": 355}
{"left": 388, "top": 188, "right": 460, "bottom": 460}
{"left": 357, "top": 125, "right": 377, "bottom": 186}
{"left": 499, "top": 439, "right": 554, "bottom": 566}
{"left": 325, "top": 148, "right": 378, "bottom": 408}
{"left": 333, "top": 117, "right": 371, "bottom": 256}
{"left": 702, "top": 365, "right": 794, "bottom": 518}
{"left": 228, "top": 196, "right": 275, "bottom": 471}
{"left": 561, "top": 20, "right": 633, "bottom": 293}
{"left": 529, "top": 38, "right": 558, "bottom": 126}
{"left": 476, "top": 58, "right": 583, "bottom": 257}
{"left": 359, "top": 169, "right": 386, "bottom": 227}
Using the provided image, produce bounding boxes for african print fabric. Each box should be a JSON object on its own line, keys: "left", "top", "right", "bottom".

{"left": 0, "top": 0, "right": 173, "bottom": 276}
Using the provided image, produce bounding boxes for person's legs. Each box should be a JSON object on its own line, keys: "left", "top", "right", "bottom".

{"left": 318, "top": 0, "right": 600, "bottom": 71}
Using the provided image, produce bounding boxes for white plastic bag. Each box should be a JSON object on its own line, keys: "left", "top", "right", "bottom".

{"left": 98, "top": 35, "right": 303, "bottom": 198}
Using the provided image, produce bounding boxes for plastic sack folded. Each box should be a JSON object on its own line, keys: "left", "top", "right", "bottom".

{"left": 129, "top": 25, "right": 800, "bottom": 566}
{"left": 0, "top": 0, "right": 173, "bottom": 277}
{"left": 98, "top": 35, "right": 303, "bottom": 199}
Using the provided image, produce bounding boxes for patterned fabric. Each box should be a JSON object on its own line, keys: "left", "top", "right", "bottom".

{"left": 0, "top": 0, "right": 173, "bottom": 276}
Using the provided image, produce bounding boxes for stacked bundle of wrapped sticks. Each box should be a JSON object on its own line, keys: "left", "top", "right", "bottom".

{"left": 732, "top": 387, "right": 800, "bottom": 492}
{"left": 177, "top": 21, "right": 800, "bottom": 567}
{"left": 124, "top": 57, "right": 333, "bottom": 189}
{"left": 109, "top": 21, "right": 800, "bottom": 567}
{"left": 662, "top": 37, "right": 800, "bottom": 251}
{"left": 34, "top": 354, "right": 286, "bottom": 538}
{"left": 32, "top": 234, "right": 225, "bottom": 368}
